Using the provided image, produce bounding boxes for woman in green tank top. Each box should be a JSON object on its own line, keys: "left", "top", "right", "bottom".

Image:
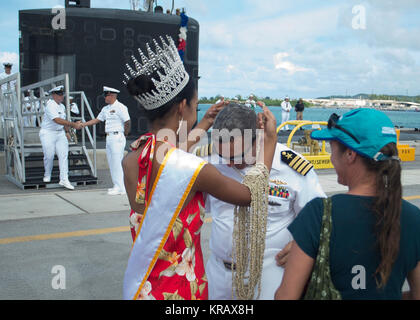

{"left": 274, "top": 109, "right": 420, "bottom": 300}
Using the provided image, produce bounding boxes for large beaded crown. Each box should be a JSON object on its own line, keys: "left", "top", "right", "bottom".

{"left": 123, "top": 35, "right": 190, "bottom": 110}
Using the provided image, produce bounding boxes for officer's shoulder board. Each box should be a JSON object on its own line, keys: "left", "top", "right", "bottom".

{"left": 281, "top": 150, "right": 313, "bottom": 176}
{"left": 194, "top": 143, "right": 213, "bottom": 157}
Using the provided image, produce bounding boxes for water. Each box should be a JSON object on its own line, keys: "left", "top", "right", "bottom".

{"left": 197, "top": 104, "right": 420, "bottom": 129}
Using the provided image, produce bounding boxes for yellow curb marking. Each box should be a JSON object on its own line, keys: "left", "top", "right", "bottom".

{"left": 0, "top": 226, "right": 130, "bottom": 245}
{"left": 0, "top": 217, "right": 214, "bottom": 245}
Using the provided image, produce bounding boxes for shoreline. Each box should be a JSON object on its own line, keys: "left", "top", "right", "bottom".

{"left": 198, "top": 102, "right": 420, "bottom": 112}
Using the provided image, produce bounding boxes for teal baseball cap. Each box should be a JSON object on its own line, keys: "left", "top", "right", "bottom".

{"left": 311, "top": 108, "right": 398, "bottom": 161}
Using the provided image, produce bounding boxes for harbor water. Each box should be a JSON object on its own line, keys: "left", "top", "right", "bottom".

{"left": 198, "top": 104, "right": 420, "bottom": 129}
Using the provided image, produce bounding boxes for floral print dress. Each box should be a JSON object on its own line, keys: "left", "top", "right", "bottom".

{"left": 128, "top": 134, "right": 208, "bottom": 300}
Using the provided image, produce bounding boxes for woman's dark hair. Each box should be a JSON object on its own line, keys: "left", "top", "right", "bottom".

{"left": 338, "top": 142, "right": 402, "bottom": 288}
{"left": 126, "top": 73, "right": 196, "bottom": 123}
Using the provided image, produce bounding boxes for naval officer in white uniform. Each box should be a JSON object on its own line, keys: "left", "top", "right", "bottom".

{"left": 0, "top": 62, "right": 16, "bottom": 92}
{"left": 81, "top": 86, "right": 131, "bottom": 195}
{"left": 39, "top": 86, "right": 83, "bottom": 190}
{"left": 280, "top": 96, "right": 292, "bottom": 130}
{"left": 194, "top": 103, "right": 326, "bottom": 300}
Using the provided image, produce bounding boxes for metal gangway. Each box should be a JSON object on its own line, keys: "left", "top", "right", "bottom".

{"left": 0, "top": 73, "right": 98, "bottom": 189}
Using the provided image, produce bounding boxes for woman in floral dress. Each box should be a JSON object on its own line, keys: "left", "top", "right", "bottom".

{"left": 121, "top": 36, "right": 278, "bottom": 300}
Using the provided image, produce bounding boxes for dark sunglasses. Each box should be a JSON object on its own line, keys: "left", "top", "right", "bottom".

{"left": 328, "top": 113, "right": 360, "bottom": 144}
{"left": 103, "top": 92, "right": 114, "bottom": 97}
{"left": 218, "top": 137, "right": 257, "bottom": 163}
{"left": 55, "top": 92, "right": 64, "bottom": 96}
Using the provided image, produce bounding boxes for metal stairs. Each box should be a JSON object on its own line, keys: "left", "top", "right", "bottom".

{"left": 22, "top": 147, "right": 98, "bottom": 189}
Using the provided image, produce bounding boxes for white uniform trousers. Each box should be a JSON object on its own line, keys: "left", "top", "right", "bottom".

{"left": 207, "top": 254, "right": 237, "bottom": 300}
{"left": 281, "top": 112, "right": 290, "bottom": 130}
{"left": 39, "top": 129, "right": 69, "bottom": 181}
{"left": 106, "top": 132, "right": 126, "bottom": 192}
{"left": 207, "top": 249, "right": 286, "bottom": 300}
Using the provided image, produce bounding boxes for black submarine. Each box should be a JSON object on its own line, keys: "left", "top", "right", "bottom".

{"left": 19, "top": 0, "right": 200, "bottom": 137}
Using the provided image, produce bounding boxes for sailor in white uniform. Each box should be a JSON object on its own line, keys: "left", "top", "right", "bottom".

{"left": 194, "top": 103, "right": 326, "bottom": 300}
{"left": 245, "top": 94, "right": 257, "bottom": 110}
{"left": 23, "top": 90, "right": 37, "bottom": 127}
{"left": 280, "top": 96, "right": 292, "bottom": 130}
{"left": 0, "top": 62, "right": 16, "bottom": 92}
{"left": 39, "top": 86, "right": 83, "bottom": 189}
{"left": 69, "top": 96, "right": 80, "bottom": 115}
{"left": 81, "top": 86, "right": 131, "bottom": 195}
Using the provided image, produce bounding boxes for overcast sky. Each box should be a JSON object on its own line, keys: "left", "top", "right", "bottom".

{"left": 1, "top": 0, "right": 419, "bottom": 99}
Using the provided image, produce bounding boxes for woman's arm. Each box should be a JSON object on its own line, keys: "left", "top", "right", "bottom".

{"left": 194, "top": 163, "right": 252, "bottom": 207}
{"left": 274, "top": 241, "right": 315, "bottom": 299}
{"left": 186, "top": 101, "right": 226, "bottom": 152}
{"left": 122, "top": 150, "right": 144, "bottom": 214}
{"left": 403, "top": 261, "right": 420, "bottom": 300}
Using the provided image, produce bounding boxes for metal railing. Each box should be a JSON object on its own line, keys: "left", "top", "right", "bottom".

{"left": 0, "top": 72, "right": 24, "bottom": 184}
{"left": 68, "top": 91, "right": 97, "bottom": 177}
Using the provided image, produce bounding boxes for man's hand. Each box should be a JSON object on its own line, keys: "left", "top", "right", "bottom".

{"left": 275, "top": 241, "right": 293, "bottom": 267}
{"left": 65, "top": 132, "right": 72, "bottom": 142}
{"left": 73, "top": 121, "right": 83, "bottom": 130}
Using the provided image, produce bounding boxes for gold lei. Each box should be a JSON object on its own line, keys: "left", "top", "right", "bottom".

{"left": 232, "top": 163, "right": 269, "bottom": 300}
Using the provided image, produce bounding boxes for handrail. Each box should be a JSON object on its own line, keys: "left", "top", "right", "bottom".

{"left": 0, "top": 72, "right": 25, "bottom": 182}
{"left": 69, "top": 91, "right": 97, "bottom": 177}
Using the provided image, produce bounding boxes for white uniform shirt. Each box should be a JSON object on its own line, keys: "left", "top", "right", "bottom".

{"left": 23, "top": 96, "right": 36, "bottom": 127}
{"left": 204, "top": 143, "right": 326, "bottom": 262}
{"left": 41, "top": 99, "right": 66, "bottom": 131}
{"left": 70, "top": 102, "right": 79, "bottom": 115}
{"left": 281, "top": 101, "right": 292, "bottom": 112}
{"left": 97, "top": 100, "right": 130, "bottom": 133}
{"left": 0, "top": 72, "right": 16, "bottom": 92}
{"left": 245, "top": 99, "right": 256, "bottom": 109}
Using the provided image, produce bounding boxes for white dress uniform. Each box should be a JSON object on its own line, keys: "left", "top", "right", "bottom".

{"left": 197, "top": 143, "right": 326, "bottom": 300}
{"left": 39, "top": 88, "right": 70, "bottom": 184}
{"left": 23, "top": 96, "right": 37, "bottom": 127}
{"left": 69, "top": 97, "right": 80, "bottom": 115}
{"left": 245, "top": 99, "right": 256, "bottom": 110}
{"left": 0, "top": 63, "right": 16, "bottom": 91}
{"left": 0, "top": 75, "right": 16, "bottom": 92}
{"left": 97, "top": 98, "right": 130, "bottom": 193}
{"left": 281, "top": 99, "right": 292, "bottom": 130}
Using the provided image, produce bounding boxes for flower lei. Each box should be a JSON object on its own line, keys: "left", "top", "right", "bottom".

{"left": 178, "top": 12, "right": 188, "bottom": 61}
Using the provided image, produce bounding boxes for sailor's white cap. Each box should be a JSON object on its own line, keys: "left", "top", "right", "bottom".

{"left": 49, "top": 85, "right": 64, "bottom": 94}
{"left": 3, "top": 62, "right": 13, "bottom": 67}
{"left": 103, "top": 86, "right": 120, "bottom": 94}
{"left": 285, "top": 95, "right": 290, "bottom": 99}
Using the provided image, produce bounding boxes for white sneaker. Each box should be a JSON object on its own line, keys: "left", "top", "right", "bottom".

{"left": 107, "top": 189, "right": 126, "bottom": 196}
{"left": 43, "top": 176, "right": 51, "bottom": 183}
{"left": 59, "top": 180, "right": 75, "bottom": 190}
{"left": 108, "top": 187, "right": 117, "bottom": 192}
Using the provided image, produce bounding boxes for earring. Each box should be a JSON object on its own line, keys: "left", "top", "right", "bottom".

{"left": 176, "top": 117, "right": 184, "bottom": 135}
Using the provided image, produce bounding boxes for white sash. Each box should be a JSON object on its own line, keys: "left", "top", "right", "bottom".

{"left": 123, "top": 148, "right": 206, "bottom": 300}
